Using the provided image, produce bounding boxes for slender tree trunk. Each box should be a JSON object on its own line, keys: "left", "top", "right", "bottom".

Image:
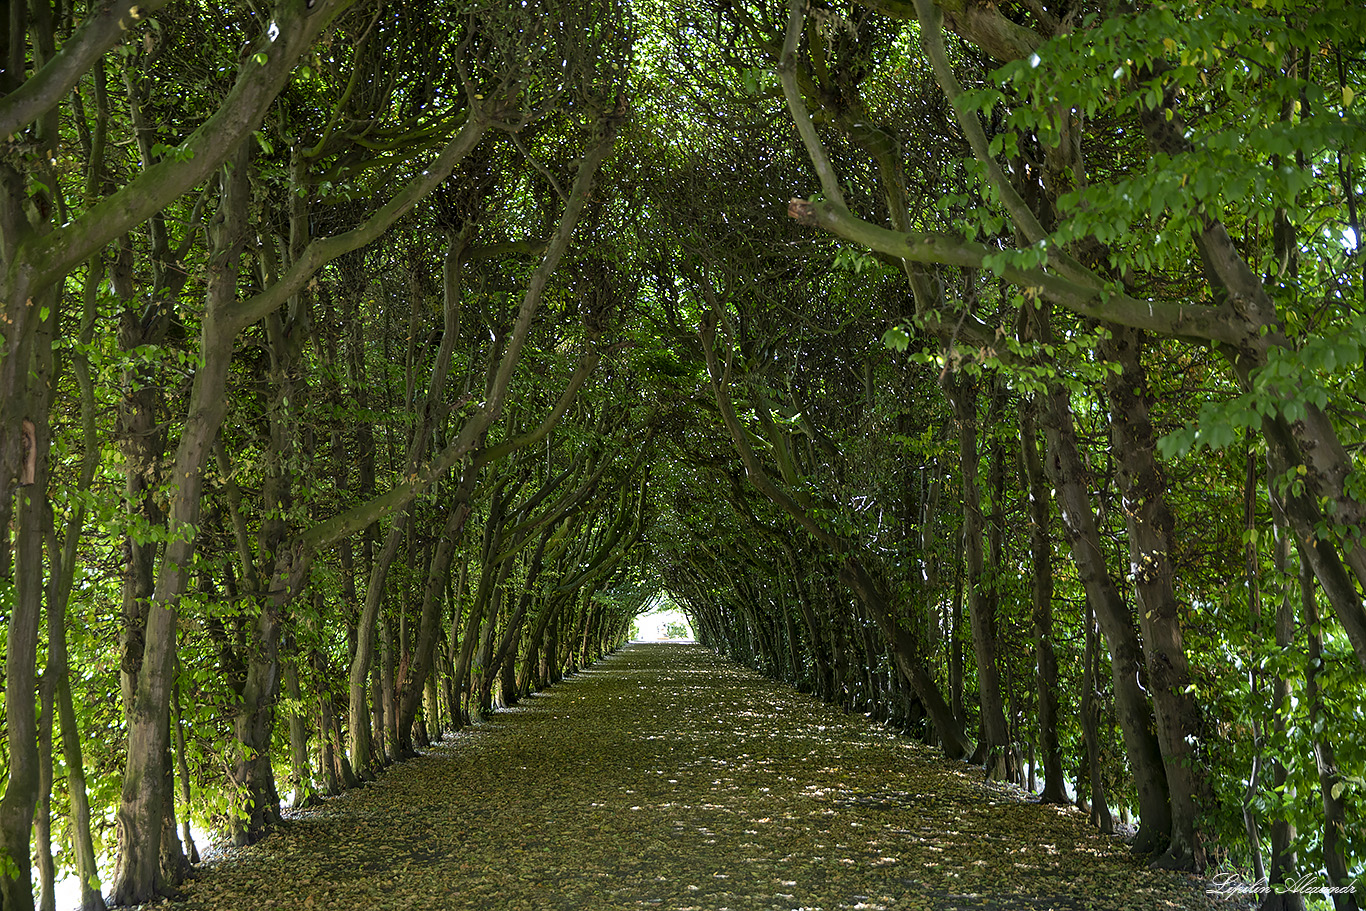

{"left": 42, "top": 256, "right": 110, "bottom": 911}
{"left": 1300, "top": 554, "right": 1361, "bottom": 911}
{"left": 1101, "top": 326, "right": 1207, "bottom": 871}
{"left": 1036, "top": 374, "right": 1171, "bottom": 856}
{"left": 51, "top": 580, "right": 111, "bottom": 910}
{"left": 943, "top": 372, "right": 1013, "bottom": 777}
{"left": 499, "top": 638, "right": 520, "bottom": 707}
{"left": 1020, "top": 400, "right": 1066, "bottom": 804}
{"left": 1243, "top": 446, "right": 1267, "bottom": 887}
{"left": 382, "top": 607, "right": 400, "bottom": 761}
{"left": 350, "top": 517, "right": 405, "bottom": 775}
{"left": 1261, "top": 507, "right": 1304, "bottom": 911}
{"left": 839, "top": 556, "right": 974, "bottom": 758}
{"left": 226, "top": 587, "right": 287, "bottom": 846}
{"left": 445, "top": 563, "right": 467, "bottom": 723}
{"left": 486, "top": 527, "right": 553, "bottom": 703}
{"left": 0, "top": 462, "right": 40, "bottom": 911}
{"left": 783, "top": 595, "right": 804, "bottom": 688}
{"left": 950, "top": 533, "right": 965, "bottom": 724}
{"left": 171, "top": 674, "right": 200, "bottom": 865}
{"left": 474, "top": 581, "right": 504, "bottom": 720}
{"left": 36, "top": 670, "right": 56, "bottom": 911}
{"left": 284, "top": 647, "right": 316, "bottom": 808}
{"left": 112, "top": 144, "right": 251, "bottom": 904}
{"left": 545, "top": 601, "right": 563, "bottom": 686}
{"left": 397, "top": 476, "right": 475, "bottom": 753}
{"left": 1080, "top": 595, "right": 1114, "bottom": 834}
{"left": 313, "top": 645, "right": 356, "bottom": 793}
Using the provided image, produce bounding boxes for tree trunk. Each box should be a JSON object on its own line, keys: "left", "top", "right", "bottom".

{"left": 1261, "top": 508, "right": 1304, "bottom": 911}
{"left": 1080, "top": 596, "right": 1114, "bottom": 834}
{"left": 52, "top": 586, "right": 111, "bottom": 911}
{"left": 36, "top": 670, "right": 56, "bottom": 911}
{"left": 171, "top": 675, "right": 200, "bottom": 865}
{"left": 1101, "top": 325, "right": 1207, "bottom": 872}
{"left": 157, "top": 743, "right": 190, "bottom": 884}
{"left": 382, "top": 608, "right": 400, "bottom": 762}
{"left": 284, "top": 649, "right": 316, "bottom": 808}
{"left": 226, "top": 588, "right": 287, "bottom": 847}
{"left": 42, "top": 255, "right": 110, "bottom": 911}
{"left": 112, "top": 144, "right": 251, "bottom": 904}
{"left": 473, "top": 582, "right": 504, "bottom": 720}
{"left": 349, "top": 516, "right": 406, "bottom": 775}
{"left": 397, "top": 478, "right": 475, "bottom": 753}
{"left": 486, "top": 527, "right": 554, "bottom": 704}
{"left": 944, "top": 371, "right": 1015, "bottom": 775}
{"left": 839, "top": 556, "right": 974, "bottom": 759}
{"left": 1020, "top": 399, "right": 1066, "bottom": 804}
{"left": 950, "top": 534, "right": 965, "bottom": 724}
{"left": 1035, "top": 376, "right": 1171, "bottom": 856}
{"left": 445, "top": 563, "right": 468, "bottom": 723}
{"left": 1300, "top": 554, "right": 1361, "bottom": 911}
{"left": 313, "top": 646, "right": 356, "bottom": 794}
{"left": 545, "top": 601, "right": 563, "bottom": 686}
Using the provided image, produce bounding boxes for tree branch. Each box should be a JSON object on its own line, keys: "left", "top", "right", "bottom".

{"left": 788, "top": 196, "right": 1263, "bottom": 346}
{"left": 25, "top": 0, "right": 350, "bottom": 293}
{"left": 224, "top": 114, "right": 488, "bottom": 334}
{"left": 0, "top": 0, "right": 177, "bottom": 139}
{"left": 777, "top": 0, "right": 846, "bottom": 209}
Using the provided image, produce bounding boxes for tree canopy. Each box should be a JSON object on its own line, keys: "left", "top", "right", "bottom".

{"left": 1, "top": 0, "right": 1363, "bottom": 909}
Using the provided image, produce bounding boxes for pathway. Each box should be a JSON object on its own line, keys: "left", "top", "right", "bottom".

{"left": 175, "top": 643, "right": 1249, "bottom": 911}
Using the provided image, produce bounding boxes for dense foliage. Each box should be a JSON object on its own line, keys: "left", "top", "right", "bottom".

{"left": 0, "top": 0, "right": 1363, "bottom": 910}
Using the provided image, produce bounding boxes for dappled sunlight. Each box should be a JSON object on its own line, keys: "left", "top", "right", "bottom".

{"left": 175, "top": 644, "right": 1244, "bottom": 911}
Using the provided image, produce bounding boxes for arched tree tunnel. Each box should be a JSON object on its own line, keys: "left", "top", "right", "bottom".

{"left": 2, "top": 0, "right": 1364, "bottom": 909}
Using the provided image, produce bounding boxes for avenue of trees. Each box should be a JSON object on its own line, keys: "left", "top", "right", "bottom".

{"left": 1, "top": 0, "right": 1363, "bottom": 910}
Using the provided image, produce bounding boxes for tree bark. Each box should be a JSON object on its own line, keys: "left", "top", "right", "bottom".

{"left": 1300, "top": 554, "right": 1361, "bottom": 911}
{"left": 111, "top": 142, "right": 252, "bottom": 905}
{"left": 36, "top": 669, "right": 56, "bottom": 911}
{"left": 171, "top": 674, "right": 200, "bottom": 865}
{"left": 1101, "top": 325, "right": 1207, "bottom": 872}
{"left": 942, "top": 371, "right": 1013, "bottom": 774}
{"left": 1035, "top": 374, "right": 1171, "bottom": 856}
{"left": 283, "top": 647, "right": 315, "bottom": 808}
{"left": 1020, "top": 399, "right": 1066, "bottom": 804}
{"left": 397, "top": 473, "right": 476, "bottom": 752}
{"left": 43, "top": 258, "right": 109, "bottom": 909}
{"left": 1261, "top": 505, "right": 1304, "bottom": 911}
{"left": 839, "top": 556, "right": 975, "bottom": 759}
{"left": 1080, "top": 595, "right": 1114, "bottom": 834}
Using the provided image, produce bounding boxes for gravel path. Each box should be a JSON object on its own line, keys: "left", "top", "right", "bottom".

{"left": 178, "top": 643, "right": 1250, "bottom": 911}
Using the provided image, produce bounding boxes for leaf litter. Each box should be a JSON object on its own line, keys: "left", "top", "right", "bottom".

{"left": 166, "top": 643, "right": 1254, "bottom": 911}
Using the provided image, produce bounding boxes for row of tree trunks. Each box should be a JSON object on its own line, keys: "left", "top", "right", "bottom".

{"left": 1099, "top": 325, "right": 1208, "bottom": 870}
{"left": 942, "top": 372, "right": 1014, "bottom": 778}
{"left": 1031, "top": 307, "right": 1173, "bottom": 856}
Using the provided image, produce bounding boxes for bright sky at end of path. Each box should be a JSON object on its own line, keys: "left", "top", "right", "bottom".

{"left": 633, "top": 605, "right": 694, "bottom": 641}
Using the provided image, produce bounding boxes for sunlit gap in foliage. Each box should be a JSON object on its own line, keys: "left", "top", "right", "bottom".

{"left": 631, "top": 590, "right": 696, "bottom": 642}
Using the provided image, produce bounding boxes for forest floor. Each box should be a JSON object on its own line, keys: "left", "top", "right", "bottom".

{"left": 170, "top": 643, "right": 1256, "bottom": 911}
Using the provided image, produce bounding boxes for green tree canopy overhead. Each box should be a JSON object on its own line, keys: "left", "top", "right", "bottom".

{"left": 1, "top": 0, "right": 1364, "bottom": 909}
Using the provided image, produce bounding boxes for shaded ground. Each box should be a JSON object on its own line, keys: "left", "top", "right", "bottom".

{"left": 176, "top": 643, "right": 1252, "bottom": 910}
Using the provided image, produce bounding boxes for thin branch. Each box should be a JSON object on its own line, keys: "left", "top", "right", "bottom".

{"left": 778, "top": 0, "right": 846, "bottom": 209}
{"left": 911, "top": 0, "right": 1096, "bottom": 288}
{"left": 504, "top": 128, "right": 569, "bottom": 204}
